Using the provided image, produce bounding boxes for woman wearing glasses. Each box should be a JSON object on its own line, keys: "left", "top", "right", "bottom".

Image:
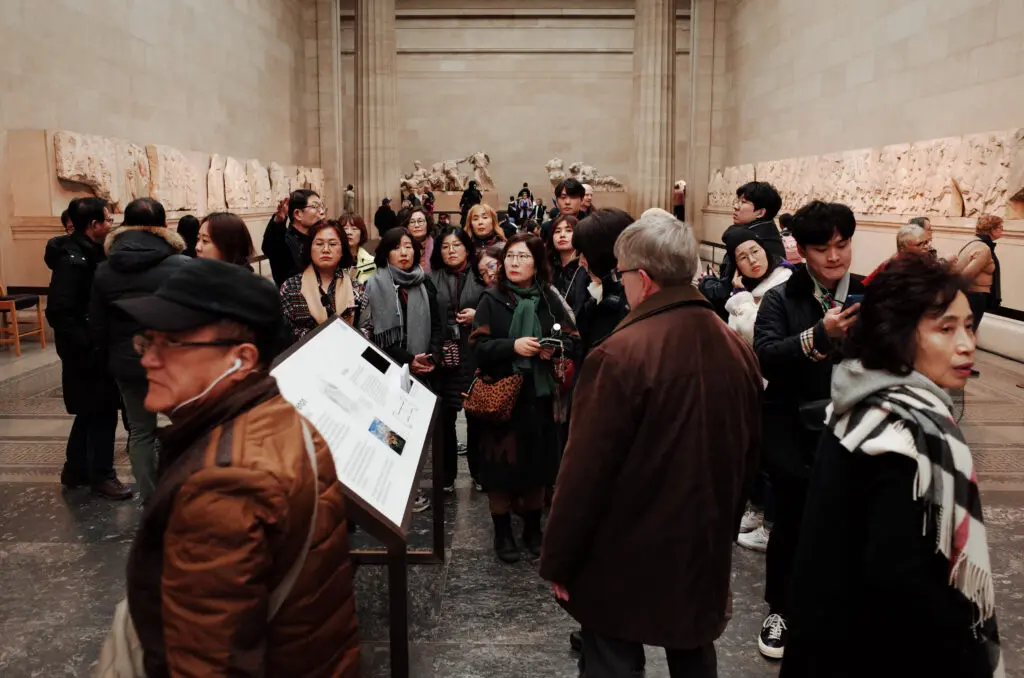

{"left": 471, "top": 233, "right": 579, "bottom": 563}
{"left": 430, "top": 226, "right": 487, "bottom": 494}
{"left": 280, "top": 220, "right": 358, "bottom": 342}
{"left": 402, "top": 207, "right": 435, "bottom": 273}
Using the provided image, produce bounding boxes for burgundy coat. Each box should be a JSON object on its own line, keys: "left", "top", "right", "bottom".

{"left": 540, "top": 285, "right": 762, "bottom": 650}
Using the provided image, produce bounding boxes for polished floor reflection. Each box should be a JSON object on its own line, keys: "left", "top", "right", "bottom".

{"left": 1, "top": 350, "right": 1023, "bottom": 676}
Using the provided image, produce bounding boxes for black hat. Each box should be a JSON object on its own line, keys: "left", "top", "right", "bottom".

{"left": 722, "top": 226, "right": 762, "bottom": 262}
{"left": 114, "top": 258, "right": 281, "bottom": 333}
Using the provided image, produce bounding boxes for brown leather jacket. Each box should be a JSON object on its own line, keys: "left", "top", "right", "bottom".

{"left": 126, "top": 374, "right": 359, "bottom": 677}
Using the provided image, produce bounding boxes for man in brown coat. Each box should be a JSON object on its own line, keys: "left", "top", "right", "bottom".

{"left": 540, "top": 211, "right": 762, "bottom": 677}
{"left": 113, "top": 258, "right": 360, "bottom": 677}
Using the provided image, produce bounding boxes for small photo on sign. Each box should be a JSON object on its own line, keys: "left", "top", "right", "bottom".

{"left": 369, "top": 417, "right": 406, "bottom": 455}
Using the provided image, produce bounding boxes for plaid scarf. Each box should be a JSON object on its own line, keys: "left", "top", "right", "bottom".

{"left": 827, "top": 383, "right": 1003, "bottom": 677}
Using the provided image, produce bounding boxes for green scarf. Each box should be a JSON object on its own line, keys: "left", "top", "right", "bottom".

{"left": 508, "top": 284, "right": 556, "bottom": 398}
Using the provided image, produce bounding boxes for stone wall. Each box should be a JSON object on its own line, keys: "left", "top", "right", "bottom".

{"left": 0, "top": 0, "right": 314, "bottom": 165}
{"left": 337, "top": 1, "right": 691, "bottom": 205}
{"left": 717, "top": 0, "right": 1024, "bottom": 166}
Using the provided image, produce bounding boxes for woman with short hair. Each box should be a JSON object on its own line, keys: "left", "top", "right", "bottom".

{"left": 430, "top": 226, "right": 486, "bottom": 493}
{"left": 471, "top": 234, "right": 578, "bottom": 562}
{"left": 572, "top": 208, "right": 635, "bottom": 357}
{"left": 464, "top": 203, "right": 506, "bottom": 255}
{"left": 338, "top": 212, "right": 376, "bottom": 284}
{"left": 176, "top": 215, "right": 200, "bottom": 258}
{"left": 196, "top": 212, "right": 255, "bottom": 269}
{"left": 280, "top": 220, "right": 358, "bottom": 342}
{"left": 782, "top": 253, "right": 1002, "bottom": 678}
{"left": 723, "top": 229, "right": 794, "bottom": 347}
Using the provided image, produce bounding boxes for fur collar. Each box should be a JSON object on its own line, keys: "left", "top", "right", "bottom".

{"left": 104, "top": 225, "right": 186, "bottom": 256}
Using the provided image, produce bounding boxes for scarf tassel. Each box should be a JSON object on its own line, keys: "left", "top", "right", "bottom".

{"left": 951, "top": 552, "right": 997, "bottom": 623}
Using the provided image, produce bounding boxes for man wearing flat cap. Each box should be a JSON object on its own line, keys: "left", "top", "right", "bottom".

{"left": 111, "top": 258, "right": 359, "bottom": 677}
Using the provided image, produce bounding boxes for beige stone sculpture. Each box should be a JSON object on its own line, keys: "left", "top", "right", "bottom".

{"left": 118, "top": 141, "right": 150, "bottom": 207}
{"left": 269, "top": 162, "right": 288, "bottom": 200}
{"left": 224, "top": 157, "right": 250, "bottom": 210}
{"left": 464, "top": 152, "right": 495, "bottom": 191}
{"left": 567, "top": 161, "right": 626, "bottom": 192}
{"left": 707, "top": 165, "right": 754, "bottom": 207}
{"left": 545, "top": 158, "right": 567, "bottom": 188}
{"left": 401, "top": 160, "right": 431, "bottom": 191}
{"left": 146, "top": 144, "right": 199, "bottom": 211}
{"left": 246, "top": 159, "right": 272, "bottom": 208}
{"left": 54, "top": 131, "right": 118, "bottom": 203}
{"left": 310, "top": 168, "right": 325, "bottom": 198}
{"left": 441, "top": 159, "right": 464, "bottom": 191}
{"left": 207, "top": 154, "right": 227, "bottom": 211}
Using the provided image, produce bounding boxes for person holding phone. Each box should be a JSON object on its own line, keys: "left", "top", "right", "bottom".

{"left": 359, "top": 228, "right": 443, "bottom": 511}
{"left": 751, "top": 200, "right": 865, "bottom": 660}
{"left": 471, "top": 234, "right": 578, "bottom": 563}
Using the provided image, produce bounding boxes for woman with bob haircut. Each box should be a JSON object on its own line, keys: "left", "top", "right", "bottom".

{"left": 464, "top": 203, "right": 506, "bottom": 254}
{"left": 781, "top": 253, "right": 1002, "bottom": 678}
{"left": 196, "top": 212, "right": 255, "bottom": 269}
{"left": 338, "top": 212, "right": 376, "bottom": 284}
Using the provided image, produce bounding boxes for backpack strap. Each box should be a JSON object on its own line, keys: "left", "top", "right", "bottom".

{"left": 267, "top": 420, "right": 319, "bottom": 621}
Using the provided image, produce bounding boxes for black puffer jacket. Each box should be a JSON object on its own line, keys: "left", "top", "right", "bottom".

{"left": 45, "top": 232, "right": 120, "bottom": 415}
{"left": 262, "top": 217, "right": 310, "bottom": 287}
{"left": 700, "top": 219, "right": 786, "bottom": 318}
{"left": 90, "top": 226, "right": 190, "bottom": 382}
{"left": 752, "top": 265, "right": 864, "bottom": 477}
{"left": 429, "top": 267, "right": 485, "bottom": 409}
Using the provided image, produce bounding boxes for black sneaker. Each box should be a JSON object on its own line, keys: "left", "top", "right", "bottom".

{"left": 758, "top": 613, "right": 787, "bottom": 659}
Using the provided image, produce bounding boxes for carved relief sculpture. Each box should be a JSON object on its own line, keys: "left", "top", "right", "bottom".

{"left": 54, "top": 131, "right": 118, "bottom": 203}
{"left": 246, "top": 159, "right": 272, "bottom": 208}
{"left": 223, "top": 157, "right": 250, "bottom": 210}
{"left": 545, "top": 158, "right": 566, "bottom": 188}
{"left": 269, "top": 162, "right": 288, "bottom": 200}
{"left": 566, "top": 161, "right": 626, "bottom": 192}
{"left": 146, "top": 144, "right": 199, "bottom": 211}
{"left": 401, "top": 160, "right": 431, "bottom": 192}
{"left": 310, "top": 168, "right": 325, "bottom": 198}
{"left": 464, "top": 152, "right": 495, "bottom": 191}
{"left": 207, "top": 154, "right": 227, "bottom": 211}
{"left": 441, "top": 160, "right": 464, "bottom": 191}
{"left": 119, "top": 142, "right": 151, "bottom": 207}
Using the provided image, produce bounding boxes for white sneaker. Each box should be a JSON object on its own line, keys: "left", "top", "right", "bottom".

{"left": 412, "top": 491, "right": 431, "bottom": 513}
{"left": 737, "top": 525, "right": 769, "bottom": 552}
{"left": 740, "top": 508, "right": 763, "bottom": 533}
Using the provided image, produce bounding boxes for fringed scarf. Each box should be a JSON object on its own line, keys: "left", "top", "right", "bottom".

{"left": 300, "top": 265, "right": 355, "bottom": 325}
{"left": 508, "top": 284, "right": 557, "bottom": 398}
{"left": 364, "top": 264, "right": 431, "bottom": 355}
{"left": 827, "top": 379, "right": 1003, "bottom": 677}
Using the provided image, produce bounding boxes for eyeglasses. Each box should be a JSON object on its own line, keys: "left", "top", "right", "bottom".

{"left": 313, "top": 240, "right": 342, "bottom": 250}
{"left": 505, "top": 253, "right": 534, "bottom": 263}
{"left": 610, "top": 267, "right": 640, "bottom": 283}
{"left": 305, "top": 203, "right": 325, "bottom": 211}
{"left": 441, "top": 242, "right": 465, "bottom": 252}
{"left": 408, "top": 218, "right": 428, "bottom": 226}
{"left": 133, "top": 334, "right": 243, "bottom": 357}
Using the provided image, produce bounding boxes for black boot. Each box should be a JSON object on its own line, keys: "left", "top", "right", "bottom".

{"left": 492, "top": 513, "right": 520, "bottom": 563}
{"left": 522, "top": 509, "right": 543, "bottom": 558}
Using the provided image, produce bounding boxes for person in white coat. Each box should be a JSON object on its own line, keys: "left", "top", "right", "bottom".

{"left": 723, "top": 229, "right": 794, "bottom": 347}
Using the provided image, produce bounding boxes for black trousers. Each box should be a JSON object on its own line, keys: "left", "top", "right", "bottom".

{"left": 465, "top": 413, "right": 482, "bottom": 483}
{"left": 967, "top": 291, "right": 989, "bottom": 331}
{"left": 764, "top": 472, "right": 809, "bottom": 616}
{"left": 580, "top": 629, "right": 717, "bottom": 678}
{"left": 440, "top": 407, "right": 460, "bottom": 487}
{"left": 64, "top": 410, "right": 118, "bottom": 484}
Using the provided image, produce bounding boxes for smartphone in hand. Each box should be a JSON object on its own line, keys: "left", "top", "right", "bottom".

{"left": 842, "top": 293, "right": 864, "bottom": 311}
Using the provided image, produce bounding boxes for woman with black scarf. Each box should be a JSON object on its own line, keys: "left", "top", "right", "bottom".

{"left": 429, "top": 226, "right": 486, "bottom": 494}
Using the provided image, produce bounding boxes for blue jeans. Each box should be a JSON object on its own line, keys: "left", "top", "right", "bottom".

{"left": 117, "top": 379, "right": 159, "bottom": 502}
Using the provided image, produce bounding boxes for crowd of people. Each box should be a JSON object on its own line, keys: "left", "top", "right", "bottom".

{"left": 43, "top": 174, "right": 1007, "bottom": 678}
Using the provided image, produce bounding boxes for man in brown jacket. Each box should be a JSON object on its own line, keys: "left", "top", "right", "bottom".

{"left": 540, "top": 211, "right": 762, "bottom": 677}
{"left": 113, "top": 258, "right": 360, "bottom": 677}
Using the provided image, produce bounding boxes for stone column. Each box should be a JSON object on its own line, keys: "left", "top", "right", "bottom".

{"left": 354, "top": 0, "right": 399, "bottom": 234}
{"left": 630, "top": 0, "right": 676, "bottom": 216}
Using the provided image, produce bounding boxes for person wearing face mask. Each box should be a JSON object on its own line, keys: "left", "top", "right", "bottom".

{"left": 700, "top": 182, "right": 787, "bottom": 319}
{"left": 108, "top": 259, "right": 359, "bottom": 677}
{"left": 781, "top": 254, "right": 1002, "bottom": 678}
{"left": 401, "top": 207, "right": 435, "bottom": 274}
{"left": 572, "top": 208, "right": 635, "bottom": 359}
{"left": 471, "top": 234, "right": 580, "bottom": 563}
{"left": 262, "top": 190, "right": 325, "bottom": 287}
{"left": 280, "top": 220, "right": 359, "bottom": 343}
{"left": 464, "top": 203, "right": 507, "bottom": 255}
{"left": 430, "top": 226, "right": 487, "bottom": 494}
{"left": 544, "top": 215, "right": 588, "bottom": 316}
{"left": 359, "top": 228, "right": 443, "bottom": 512}
{"left": 751, "top": 200, "right": 865, "bottom": 660}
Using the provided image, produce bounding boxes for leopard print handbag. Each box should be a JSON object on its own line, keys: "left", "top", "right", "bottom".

{"left": 463, "top": 371, "right": 524, "bottom": 423}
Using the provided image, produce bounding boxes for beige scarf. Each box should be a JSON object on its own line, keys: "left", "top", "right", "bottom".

{"left": 301, "top": 265, "right": 355, "bottom": 325}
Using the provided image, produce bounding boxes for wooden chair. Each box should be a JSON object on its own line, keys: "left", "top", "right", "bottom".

{"left": 0, "top": 282, "right": 47, "bottom": 357}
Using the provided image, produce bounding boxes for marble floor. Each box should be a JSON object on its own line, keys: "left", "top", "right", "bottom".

{"left": 1, "top": 349, "right": 1023, "bottom": 677}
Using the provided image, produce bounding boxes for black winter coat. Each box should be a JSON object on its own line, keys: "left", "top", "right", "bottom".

{"left": 359, "top": 277, "right": 443, "bottom": 368}
{"left": 699, "top": 219, "right": 786, "bottom": 318}
{"left": 552, "top": 258, "right": 589, "bottom": 320}
{"left": 90, "top": 226, "right": 190, "bottom": 382}
{"left": 374, "top": 206, "right": 398, "bottom": 238}
{"left": 44, "top": 232, "right": 120, "bottom": 415}
{"left": 781, "top": 432, "right": 997, "bottom": 678}
{"left": 576, "top": 277, "right": 630, "bottom": 358}
{"left": 753, "top": 265, "right": 864, "bottom": 477}
{"left": 262, "top": 217, "right": 309, "bottom": 287}
{"left": 429, "top": 267, "right": 485, "bottom": 410}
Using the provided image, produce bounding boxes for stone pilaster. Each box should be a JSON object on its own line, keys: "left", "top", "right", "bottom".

{"left": 316, "top": 0, "right": 343, "bottom": 216}
{"left": 354, "top": 0, "right": 399, "bottom": 233}
{"left": 630, "top": 0, "right": 676, "bottom": 216}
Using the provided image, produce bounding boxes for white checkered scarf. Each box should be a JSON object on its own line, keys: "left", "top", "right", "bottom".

{"left": 827, "top": 384, "right": 1003, "bottom": 678}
